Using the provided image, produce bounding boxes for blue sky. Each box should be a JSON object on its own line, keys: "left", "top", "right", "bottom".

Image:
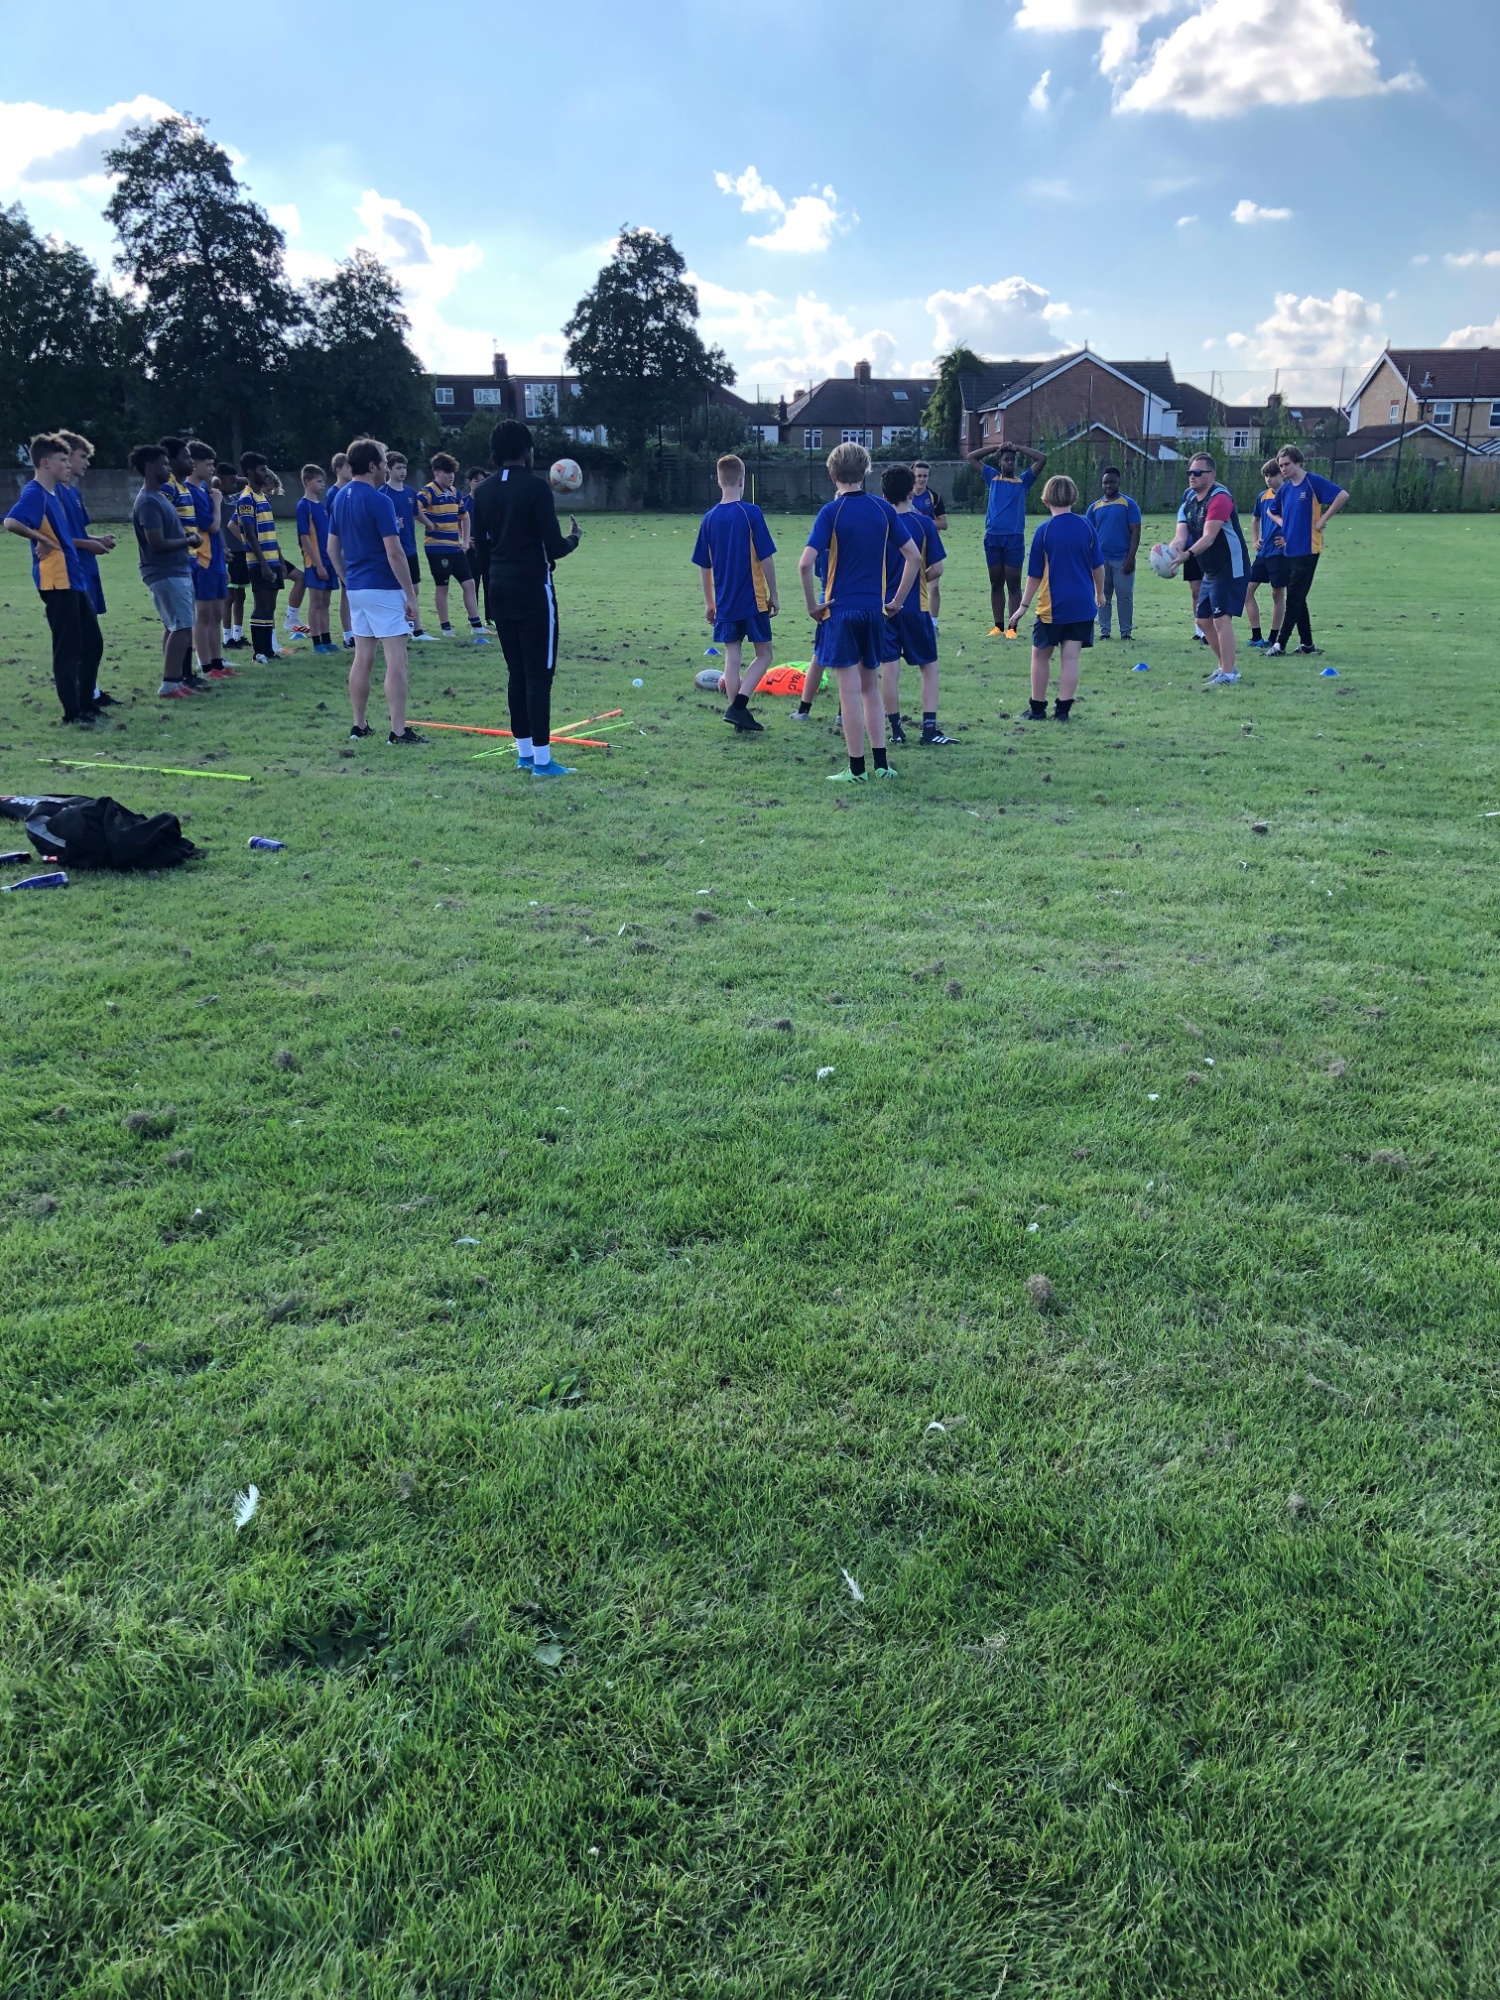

{"left": 2, "top": 0, "right": 1495, "bottom": 402}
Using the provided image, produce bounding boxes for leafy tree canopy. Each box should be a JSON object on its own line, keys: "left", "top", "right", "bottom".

{"left": 924, "top": 346, "right": 985, "bottom": 455}
{"left": 282, "top": 249, "right": 428, "bottom": 463}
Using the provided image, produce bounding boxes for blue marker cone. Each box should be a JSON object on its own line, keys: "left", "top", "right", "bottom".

{"left": 704, "top": 646, "right": 721, "bottom": 657}
{"left": 1319, "top": 666, "right": 1338, "bottom": 677}
{"left": 1132, "top": 661, "right": 1150, "bottom": 672}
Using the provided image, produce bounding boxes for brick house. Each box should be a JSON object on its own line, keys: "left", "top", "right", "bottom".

{"left": 775, "top": 360, "right": 935, "bottom": 451}
{"left": 426, "top": 353, "right": 761, "bottom": 445}
{"left": 1345, "top": 346, "right": 1500, "bottom": 451}
{"left": 965, "top": 351, "right": 1182, "bottom": 454}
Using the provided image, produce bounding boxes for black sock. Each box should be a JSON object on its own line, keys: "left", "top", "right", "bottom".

{"left": 922, "top": 711, "right": 937, "bottom": 730}
{"left": 1028, "top": 698, "right": 1047, "bottom": 718}
{"left": 1266, "top": 629, "right": 1280, "bottom": 648}
{"left": 886, "top": 710, "right": 900, "bottom": 726}
{"left": 1054, "top": 697, "right": 1073, "bottom": 718}
{"left": 796, "top": 700, "right": 811, "bottom": 715}
{"left": 1250, "top": 626, "right": 1262, "bottom": 642}
{"left": 849, "top": 754, "right": 866, "bottom": 777}
{"left": 251, "top": 621, "right": 272, "bottom": 656}
{"left": 730, "top": 692, "right": 748, "bottom": 710}
{"left": 872, "top": 746, "right": 889, "bottom": 770}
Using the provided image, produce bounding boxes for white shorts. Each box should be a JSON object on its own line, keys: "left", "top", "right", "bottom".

{"left": 348, "top": 588, "right": 409, "bottom": 640}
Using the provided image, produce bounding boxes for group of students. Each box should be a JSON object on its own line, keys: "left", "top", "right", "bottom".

{"left": 2, "top": 431, "right": 504, "bottom": 731}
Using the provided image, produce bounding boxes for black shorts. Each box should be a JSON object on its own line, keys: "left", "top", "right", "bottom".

{"left": 1182, "top": 554, "right": 1203, "bottom": 584}
{"left": 427, "top": 547, "right": 471, "bottom": 586}
{"left": 1031, "top": 617, "right": 1094, "bottom": 649}
{"left": 1249, "top": 552, "right": 1289, "bottom": 587}
{"left": 226, "top": 551, "right": 249, "bottom": 588}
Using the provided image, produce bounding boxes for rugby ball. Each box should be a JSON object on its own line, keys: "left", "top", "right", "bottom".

{"left": 1148, "top": 542, "right": 1178, "bottom": 579}
{"left": 695, "top": 668, "right": 722, "bottom": 690}
{"left": 549, "top": 458, "right": 583, "bottom": 494}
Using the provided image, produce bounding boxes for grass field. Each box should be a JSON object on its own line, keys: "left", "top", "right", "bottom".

{"left": 4, "top": 509, "right": 1500, "bottom": 1998}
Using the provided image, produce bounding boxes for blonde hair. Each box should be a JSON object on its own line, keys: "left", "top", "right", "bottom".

{"left": 717, "top": 454, "right": 745, "bottom": 484}
{"left": 56, "top": 429, "right": 94, "bottom": 458}
{"left": 1041, "top": 474, "right": 1077, "bottom": 509}
{"left": 826, "top": 440, "right": 870, "bottom": 485}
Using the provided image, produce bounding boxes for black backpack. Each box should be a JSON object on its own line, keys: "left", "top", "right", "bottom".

{"left": 0, "top": 794, "right": 202, "bottom": 871}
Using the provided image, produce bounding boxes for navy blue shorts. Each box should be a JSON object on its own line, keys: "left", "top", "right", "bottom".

{"left": 1197, "top": 572, "right": 1249, "bottom": 620}
{"left": 985, "top": 533, "right": 1025, "bottom": 572}
{"left": 882, "top": 607, "right": 937, "bottom": 665}
{"left": 1031, "top": 617, "right": 1095, "bottom": 649}
{"left": 1249, "top": 551, "right": 1289, "bottom": 587}
{"left": 427, "top": 547, "right": 471, "bottom": 586}
{"left": 713, "top": 610, "right": 772, "bottom": 645}
{"left": 820, "top": 608, "right": 886, "bottom": 673}
{"left": 192, "top": 562, "right": 228, "bottom": 602}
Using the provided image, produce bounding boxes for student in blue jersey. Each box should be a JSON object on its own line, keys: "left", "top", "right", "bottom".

{"left": 56, "top": 431, "right": 118, "bottom": 707}
{"left": 791, "top": 547, "right": 831, "bottom": 721}
{"left": 966, "top": 437, "right": 1046, "bottom": 637}
{"left": 910, "top": 461, "right": 948, "bottom": 533}
{"left": 799, "top": 440, "right": 921, "bottom": 783}
{"left": 1266, "top": 445, "right": 1347, "bottom": 657}
{"left": 1084, "top": 465, "right": 1142, "bottom": 641}
{"left": 1245, "top": 458, "right": 1287, "bottom": 650}
{"left": 4, "top": 432, "right": 107, "bottom": 723}
{"left": 159, "top": 438, "right": 215, "bottom": 690}
{"left": 1016, "top": 475, "right": 1104, "bottom": 722}
{"left": 382, "top": 453, "right": 434, "bottom": 641}
{"left": 185, "top": 441, "right": 232, "bottom": 680}
{"left": 691, "top": 453, "right": 779, "bottom": 734}
{"left": 237, "top": 453, "right": 288, "bottom": 663}
{"left": 325, "top": 436, "right": 424, "bottom": 746}
{"left": 296, "top": 464, "right": 337, "bottom": 653}
{"left": 877, "top": 464, "right": 952, "bottom": 746}
{"left": 1164, "top": 452, "right": 1251, "bottom": 687}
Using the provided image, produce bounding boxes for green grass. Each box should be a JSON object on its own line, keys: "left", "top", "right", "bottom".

{"left": 3, "top": 513, "right": 1500, "bottom": 1998}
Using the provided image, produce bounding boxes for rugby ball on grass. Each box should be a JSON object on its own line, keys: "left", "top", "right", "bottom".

{"left": 549, "top": 458, "right": 583, "bottom": 494}
{"left": 1148, "top": 542, "right": 1177, "bottom": 579}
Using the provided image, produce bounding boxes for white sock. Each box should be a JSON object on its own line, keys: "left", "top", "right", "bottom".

{"left": 343, "top": 631, "right": 354, "bottom": 644}
{"left": 533, "top": 745, "right": 551, "bottom": 767}
{"left": 231, "top": 625, "right": 242, "bottom": 641}
{"left": 516, "top": 736, "right": 533, "bottom": 761}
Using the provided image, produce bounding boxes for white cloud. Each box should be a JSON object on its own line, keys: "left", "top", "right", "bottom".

{"left": 268, "top": 203, "right": 302, "bottom": 238}
{"left": 1029, "top": 70, "right": 1053, "bottom": 110}
{"left": 0, "top": 93, "right": 177, "bottom": 200}
{"left": 714, "top": 166, "right": 850, "bottom": 253}
{"left": 1411, "top": 253, "right": 1430, "bottom": 266}
{"left": 1445, "top": 250, "right": 1500, "bottom": 268}
{"left": 1176, "top": 213, "right": 1199, "bottom": 226}
{"left": 1015, "top": 0, "right": 1178, "bottom": 75}
{"left": 1232, "top": 199, "right": 1292, "bottom": 224}
{"left": 1118, "top": 0, "right": 1419, "bottom": 118}
{"left": 690, "top": 274, "right": 906, "bottom": 394}
{"left": 1250, "top": 287, "right": 1383, "bottom": 365}
{"left": 352, "top": 190, "right": 487, "bottom": 370}
{"left": 1444, "top": 320, "right": 1500, "bottom": 349}
{"left": 925, "top": 276, "right": 1071, "bottom": 357}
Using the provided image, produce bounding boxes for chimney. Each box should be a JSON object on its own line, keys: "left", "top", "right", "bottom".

{"left": 778, "top": 395, "right": 787, "bottom": 423}
{"left": 853, "top": 358, "right": 872, "bottom": 386}
{"left": 492, "top": 352, "right": 508, "bottom": 379}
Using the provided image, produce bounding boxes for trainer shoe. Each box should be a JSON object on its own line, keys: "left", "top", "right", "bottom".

{"left": 1293, "top": 644, "right": 1323, "bottom": 656}
{"left": 826, "top": 768, "right": 869, "bottom": 784}
{"left": 888, "top": 717, "right": 908, "bottom": 744}
{"left": 515, "top": 757, "right": 533, "bottom": 772}
{"left": 1264, "top": 643, "right": 1285, "bottom": 657}
{"left": 1203, "top": 670, "right": 1240, "bottom": 686}
{"left": 1247, "top": 637, "right": 1267, "bottom": 650}
{"left": 790, "top": 706, "right": 813, "bottom": 721}
{"left": 253, "top": 653, "right": 273, "bottom": 665}
{"left": 349, "top": 723, "right": 374, "bottom": 739}
{"left": 1004, "top": 627, "right": 1019, "bottom": 640}
{"left": 387, "top": 727, "right": 428, "bottom": 746}
{"left": 158, "top": 682, "right": 193, "bottom": 699}
{"left": 987, "top": 625, "right": 1003, "bottom": 637}
{"left": 94, "top": 690, "right": 119, "bottom": 707}
{"left": 724, "top": 706, "right": 765, "bottom": 732}
{"left": 874, "top": 763, "right": 901, "bottom": 779}
{"left": 1192, "top": 630, "right": 1210, "bottom": 646}
{"left": 531, "top": 757, "right": 576, "bottom": 776}
{"left": 919, "top": 727, "right": 955, "bottom": 746}
{"left": 412, "top": 631, "right": 440, "bottom": 643}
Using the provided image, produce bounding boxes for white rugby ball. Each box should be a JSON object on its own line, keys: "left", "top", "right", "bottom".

{"left": 1148, "top": 542, "right": 1177, "bottom": 579}
{"left": 549, "top": 458, "right": 583, "bottom": 494}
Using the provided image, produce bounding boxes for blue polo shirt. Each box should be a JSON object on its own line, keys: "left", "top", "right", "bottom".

{"left": 1084, "top": 492, "right": 1142, "bottom": 563}
{"left": 1274, "top": 471, "right": 1344, "bottom": 558}
{"left": 333, "top": 480, "right": 403, "bottom": 591}
{"left": 691, "top": 499, "right": 777, "bottom": 620}
{"left": 55, "top": 480, "right": 106, "bottom": 612}
{"left": 1027, "top": 513, "right": 1102, "bottom": 625}
{"left": 381, "top": 482, "right": 421, "bottom": 557}
{"left": 806, "top": 492, "right": 912, "bottom": 612}
{"left": 982, "top": 464, "right": 1036, "bottom": 538}
{"left": 6, "top": 479, "right": 87, "bottom": 593}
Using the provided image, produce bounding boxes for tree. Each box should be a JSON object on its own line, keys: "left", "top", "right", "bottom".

{"left": 563, "top": 227, "right": 733, "bottom": 461}
{"left": 0, "top": 203, "right": 148, "bottom": 460}
{"left": 924, "top": 346, "right": 984, "bottom": 455}
{"left": 104, "top": 112, "right": 303, "bottom": 456}
{"left": 282, "top": 249, "right": 428, "bottom": 461}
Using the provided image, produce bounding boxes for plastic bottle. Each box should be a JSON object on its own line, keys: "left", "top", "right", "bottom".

{"left": 3, "top": 872, "right": 68, "bottom": 891}
{"left": 247, "top": 837, "right": 287, "bottom": 851}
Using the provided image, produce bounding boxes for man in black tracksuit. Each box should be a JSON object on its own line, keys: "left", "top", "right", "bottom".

{"left": 469, "top": 420, "right": 582, "bottom": 775}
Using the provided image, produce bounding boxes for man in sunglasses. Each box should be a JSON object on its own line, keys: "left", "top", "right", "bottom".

{"left": 1163, "top": 452, "right": 1250, "bottom": 686}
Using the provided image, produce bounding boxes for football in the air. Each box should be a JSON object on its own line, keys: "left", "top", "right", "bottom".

{"left": 1148, "top": 542, "right": 1177, "bottom": 579}
{"left": 549, "top": 458, "right": 583, "bottom": 494}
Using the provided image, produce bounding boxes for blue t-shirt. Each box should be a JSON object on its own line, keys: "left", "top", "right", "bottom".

{"left": 1084, "top": 493, "right": 1141, "bottom": 563}
{"left": 1273, "top": 471, "right": 1343, "bottom": 558}
{"left": 1027, "top": 513, "right": 1103, "bottom": 625}
{"left": 187, "top": 478, "right": 223, "bottom": 576}
{"left": 1253, "top": 489, "right": 1284, "bottom": 555}
{"left": 381, "top": 482, "right": 421, "bottom": 556}
{"left": 982, "top": 463, "right": 1036, "bottom": 537}
{"left": 888, "top": 510, "right": 945, "bottom": 611}
{"left": 55, "top": 480, "right": 106, "bottom": 612}
{"left": 806, "top": 492, "right": 912, "bottom": 613}
{"left": 6, "top": 479, "right": 87, "bottom": 593}
{"left": 691, "top": 499, "right": 777, "bottom": 621}
{"left": 333, "top": 481, "right": 403, "bottom": 591}
{"left": 296, "top": 496, "right": 333, "bottom": 581}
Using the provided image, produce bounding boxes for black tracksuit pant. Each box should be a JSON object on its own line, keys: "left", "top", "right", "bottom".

{"left": 41, "top": 590, "right": 101, "bottom": 720}
{"left": 492, "top": 567, "right": 559, "bottom": 751}
{"left": 1279, "top": 553, "right": 1320, "bottom": 649}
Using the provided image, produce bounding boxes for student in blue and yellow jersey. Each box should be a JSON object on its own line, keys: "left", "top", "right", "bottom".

{"left": 791, "top": 545, "right": 831, "bottom": 720}
{"left": 238, "top": 452, "right": 286, "bottom": 662}
{"left": 966, "top": 436, "right": 1047, "bottom": 637}
{"left": 1245, "top": 457, "right": 1287, "bottom": 650}
{"left": 56, "top": 431, "right": 118, "bottom": 708}
{"left": 382, "top": 453, "right": 433, "bottom": 641}
{"left": 217, "top": 463, "right": 249, "bottom": 649}
{"left": 1165, "top": 452, "right": 1251, "bottom": 686}
{"left": 910, "top": 461, "right": 948, "bottom": 533}
{"left": 296, "top": 464, "right": 337, "bottom": 654}
{"left": 1017, "top": 475, "right": 1104, "bottom": 722}
{"left": 158, "top": 437, "right": 214, "bottom": 689}
{"left": 799, "top": 440, "right": 921, "bottom": 784}
{"left": 3, "top": 432, "right": 103, "bottom": 724}
{"left": 1084, "top": 465, "right": 1142, "bottom": 641}
{"left": 184, "top": 441, "right": 232, "bottom": 681}
{"left": 418, "top": 451, "right": 488, "bottom": 643}
{"left": 877, "top": 464, "right": 953, "bottom": 747}
{"left": 329, "top": 451, "right": 355, "bottom": 645}
{"left": 1266, "top": 445, "right": 1348, "bottom": 657}
{"left": 691, "top": 453, "right": 779, "bottom": 734}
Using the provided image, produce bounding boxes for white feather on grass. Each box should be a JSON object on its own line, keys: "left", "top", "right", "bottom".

{"left": 234, "top": 1485, "right": 260, "bottom": 1530}
{"left": 840, "top": 1567, "right": 865, "bottom": 1604}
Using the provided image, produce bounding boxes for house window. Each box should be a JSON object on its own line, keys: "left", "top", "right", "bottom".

{"left": 1389, "top": 401, "right": 1400, "bottom": 422}
{"left": 569, "top": 381, "right": 582, "bottom": 398}
{"left": 1490, "top": 402, "right": 1500, "bottom": 429}
{"left": 474, "top": 386, "right": 503, "bottom": 407}
{"left": 524, "top": 383, "right": 556, "bottom": 420}
{"left": 803, "top": 428, "right": 822, "bottom": 450}
{"left": 841, "top": 427, "right": 873, "bottom": 447}
{"left": 1432, "top": 400, "right": 1453, "bottom": 426}
{"left": 434, "top": 386, "right": 454, "bottom": 406}
{"left": 892, "top": 390, "right": 908, "bottom": 401}
{"left": 1230, "top": 428, "right": 1251, "bottom": 453}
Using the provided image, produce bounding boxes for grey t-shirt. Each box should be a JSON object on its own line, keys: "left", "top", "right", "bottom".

{"left": 133, "top": 486, "right": 191, "bottom": 583}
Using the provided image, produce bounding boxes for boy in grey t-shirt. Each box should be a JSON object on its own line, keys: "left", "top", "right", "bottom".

{"left": 130, "top": 443, "right": 198, "bottom": 699}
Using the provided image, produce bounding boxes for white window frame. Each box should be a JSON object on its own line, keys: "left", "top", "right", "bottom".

{"left": 434, "top": 386, "right": 455, "bottom": 407}
{"left": 1389, "top": 401, "right": 1400, "bottom": 422}
{"left": 1230, "top": 428, "right": 1251, "bottom": 453}
{"left": 524, "top": 383, "right": 556, "bottom": 421}
{"left": 1432, "top": 400, "right": 1454, "bottom": 427}
{"left": 841, "top": 427, "right": 873, "bottom": 447}
{"left": 803, "top": 428, "right": 822, "bottom": 450}
{"left": 1489, "top": 401, "right": 1500, "bottom": 429}
{"left": 473, "top": 386, "right": 503, "bottom": 407}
